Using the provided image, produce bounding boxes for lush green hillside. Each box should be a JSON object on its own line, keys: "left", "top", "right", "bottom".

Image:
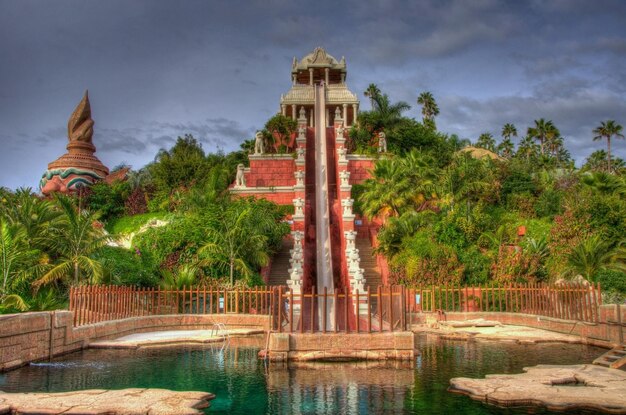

{"left": 1, "top": 91, "right": 624, "bottom": 313}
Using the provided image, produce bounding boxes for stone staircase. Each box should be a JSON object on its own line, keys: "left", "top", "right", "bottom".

{"left": 593, "top": 345, "right": 626, "bottom": 369}
{"left": 355, "top": 238, "right": 382, "bottom": 291}
{"left": 267, "top": 239, "right": 292, "bottom": 286}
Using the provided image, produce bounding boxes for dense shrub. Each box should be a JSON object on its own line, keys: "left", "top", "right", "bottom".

{"left": 85, "top": 181, "right": 130, "bottom": 222}
{"left": 595, "top": 269, "right": 626, "bottom": 304}
{"left": 94, "top": 246, "right": 158, "bottom": 287}
{"left": 534, "top": 189, "right": 563, "bottom": 218}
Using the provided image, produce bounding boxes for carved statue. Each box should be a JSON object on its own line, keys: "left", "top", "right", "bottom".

{"left": 342, "top": 198, "right": 354, "bottom": 216}
{"left": 296, "top": 147, "right": 305, "bottom": 161}
{"left": 290, "top": 249, "right": 303, "bottom": 269}
{"left": 336, "top": 124, "right": 344, "bottom": 139}
{"left": 345, "top": 231, "right": 357, "bottom": 251}
{"left": 299, "top": 106, "right": 306, "bottom": 119}
{"left": 348, "top": 248, "right": 360, "bottom": 273}
{"left": 295, "top": 170, "right": 304, "bottom": 186}
{"left": 235, "top": 164, "right": 246, "bottom": 187}
{"left": 339, "top": 170, "right": 350, "bottom": 187}
{"left": 68, "top": 90, "right": 94, "bottom": 143}
{"left": 254, "top": 131, "right": 264, "bottom": 154}
{"left": 290, "top": 266, "right": 303, "bottom": 281}
{"left": 378, "top": 131, "right": 387, "bottom": 153}
{"left": 293, "top": 198, "right": 304, "bottom": 216}
{"left": 335, "top": 107, "right": 342, "bottom": 120}
{"left": 337, "top": 147, "right": 347, "bottom": 161}
{"left": 298, "top": 126, "right": 306, "bottom": 139}
{"left": 292, "top": 230, "right": 304, "bottom": 244}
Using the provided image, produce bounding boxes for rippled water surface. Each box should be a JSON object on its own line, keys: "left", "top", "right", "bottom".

{"left": 0, "top": 335, "right": 605, "bottom": 414}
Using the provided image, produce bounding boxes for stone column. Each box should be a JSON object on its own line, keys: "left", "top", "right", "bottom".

{"left": 342, "top": 104, "right": 348, "bottom": 125}
{"left": 291, "top": 104, "right": 296, "bottom": 120}
{"left": 309, "top": 68, "right": 314, "bottom": 86}
{"left": 281, "top": 104, "right": 286, "bottom": 116}
{"left": 324, "top": 68, "right": 329, "bottom": 84}
{"left": 341, "top": 73, "right": 346, "bottom": 84}
{"left": 352, "top": 104, "right": 358, "bottom": 126}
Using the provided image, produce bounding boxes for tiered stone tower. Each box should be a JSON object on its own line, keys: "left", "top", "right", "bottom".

{"left": 40, "top": 91, "right": 109, "bottom": 195}
{"left": 231, "top": 48, "right": 381, "bottom": 329}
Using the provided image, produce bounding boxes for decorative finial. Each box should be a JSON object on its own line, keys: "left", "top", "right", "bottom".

{"left": 67, "top": 90, "right": 94, "bottom": 144}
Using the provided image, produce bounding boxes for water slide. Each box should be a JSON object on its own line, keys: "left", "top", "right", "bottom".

{"left": 314, "top": 82, "right": 334, "bottom": 328}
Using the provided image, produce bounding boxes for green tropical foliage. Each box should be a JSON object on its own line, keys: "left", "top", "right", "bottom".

{"left": 593, "top": 120, "right": 624, "bottom": 173}
{"left": 2, "top": 83, "right": 626, "bottom": 312}
{"left": 417, "top": 91, "right": 440, "bottom": 129}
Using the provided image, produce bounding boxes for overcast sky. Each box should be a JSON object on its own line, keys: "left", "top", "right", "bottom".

{"left": 1, "top": 0, "right": 625, "bottom": 189}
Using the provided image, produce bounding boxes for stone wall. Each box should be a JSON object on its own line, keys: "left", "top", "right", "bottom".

{"left": 267, "top": 332, "right": 414, "bottom": 361}
{"left": 432, "top": 305, "right": 625, "bottom": 347}
{"left": 0, "top": 312, "right": 270, "bottom": 372}
{"left": 247, "top": 156, "right": 296, "bottom": 187}
{"left": 347, "top": 157, "right": 375, "bottom": 184}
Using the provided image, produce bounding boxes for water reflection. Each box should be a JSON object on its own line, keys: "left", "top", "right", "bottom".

{"left": 266, "top": 360, "right": 414, "bottom": 414}
{"left": 0, "top": 335, "right": 606, "bottom": 415}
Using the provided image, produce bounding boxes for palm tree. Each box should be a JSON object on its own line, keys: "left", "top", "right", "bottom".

{"left": 363, "top": 84, "right": 381, "bottom": 110}
{"left": 359, "top": 151, "right": 437, "bottom": 221}
{"left": 516, "top": 135, "right": 539, "bottom": 161}
{"left": 358, "top": 93, "right": 411, "bottom": 133}
{"left": 1, "top": 188, "right": 61, "bottom": 248}
{"left": 476, "top": 133, "right": 496, "bottom": 152}
{"left": 501, "top": 123, "right": 518, "bottom": 141}
{"left": 527, "top": 119, "right": 557, "bottom": 156}
{"left": 440, "top": 153, "right": 493, "bottom": 216}
{"left": 581, "top": 171, "right": 626, "bottom": 196}
{"left": 562, "top": 235, "right": 626, "bottom": 281}
{"left": 593, "top": 120, "right": 624, "bottom": 173}
{"left": 374, "top": 210, "right": 435, "bottom": 259}
{"left": 0, "top": 220, "right": 39, "bottom": 307}
{"left": 417, "top": 91, "right": 440, "bottom": 128}
{"left": 33, "top": 195, "right": 108, "bottom": 288}
{"left": 198, "top": 201, "right": 287, "bottom": 285}
{"left": 497, "top": 138, "right": 515, "bottom": 158}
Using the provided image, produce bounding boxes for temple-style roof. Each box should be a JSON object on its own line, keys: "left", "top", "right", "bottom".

{"left": 281, "top": 84, "right": 358, "bottom": 105}
{"left": 292, "top": 47, "right": 346, "bottom": 73}
{"left": 40, "top": 91, "right": 109, "bottom": 195}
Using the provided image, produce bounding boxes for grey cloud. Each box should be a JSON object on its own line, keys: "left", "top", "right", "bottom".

{"left": 96, "top": 128, "right": 148, "bottom": 153}
{"left": 439, "top": 89, "right": 626, "bottom": 165}
{"left": 1, "top": 0, "right": 625, "bottom": 188}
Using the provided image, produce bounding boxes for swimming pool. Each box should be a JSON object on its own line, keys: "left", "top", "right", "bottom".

{"left": 0, "top": 335, "right": 604, "bottom": 414}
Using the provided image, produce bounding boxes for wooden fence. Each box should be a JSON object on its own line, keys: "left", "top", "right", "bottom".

{"left": 69, "top": 282, "right": 602, "bottom": 329}
{"left": 405, "top": 282, "right": 602, "bottom": 323}
{"left": 270, "top": 285, "right": 406, "bottom": 333}
{"left": 69, "top": 285, "right": 274, "bottom": 327}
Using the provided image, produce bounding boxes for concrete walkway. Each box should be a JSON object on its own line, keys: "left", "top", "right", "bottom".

{"left": 90, "top": 329, "right": 263, "bottom": 348}
{"left": 414, "top": 319, "right": 584, "bottom": 344}
{"left": 0, "top": 388, "right": 214, "bottom": 415}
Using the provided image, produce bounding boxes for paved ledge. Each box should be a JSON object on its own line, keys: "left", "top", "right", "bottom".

{"left": 264, "top": 332, "right": 415, "bottom": 362}
{"left": 90, "top": 329, "right": 263, "bottom": 348}
{"left": 0, "top": 388, "right": 214, "bottom": 415}
{"left": 450, "top": 364, "right": 626, "bottom": 414}
{"left": 414, "top": 319, "right": 585, "bottom": 344}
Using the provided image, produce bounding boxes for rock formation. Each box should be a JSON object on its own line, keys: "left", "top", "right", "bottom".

{"left": 450, "top": 364, "right": 626, "bottom": 413}
{"left": 40, "top": 91, "right": 109, "bottom": 195}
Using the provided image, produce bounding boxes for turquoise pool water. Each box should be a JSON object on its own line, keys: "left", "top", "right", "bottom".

{"left": 0, "top": 336, "right": 604, "bottom": 414}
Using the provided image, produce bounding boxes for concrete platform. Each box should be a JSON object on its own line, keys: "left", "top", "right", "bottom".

{"left": 90, "top": 329, "right": 263, "bottom": 348}
{"left": 450, "top": 364, "right": 626, "bottom": 413}
{"left": 414, "top": 319, "right": 584, "bottom": 344}
{"left": 0, "top": 388, "right": 214, "bottom": 415}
